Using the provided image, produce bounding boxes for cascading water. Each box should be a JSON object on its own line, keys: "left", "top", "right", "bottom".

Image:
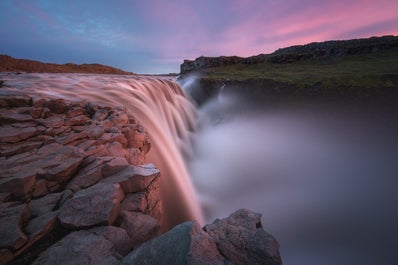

{"left": 0, "top": 73, "right": 204, "bottom": 230}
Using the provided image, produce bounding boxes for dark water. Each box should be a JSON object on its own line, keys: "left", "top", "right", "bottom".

{"left": 187, "top": 83, "right": 398, "bottom": 265}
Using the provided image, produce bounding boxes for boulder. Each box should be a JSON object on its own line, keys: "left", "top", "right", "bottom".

{"left": 58, "top": 182, "right": 125, "bottom": 229}
{"left": 120, "top": 221, "right": 226, "bottom": 265}
{"left": 89, "top": 226, "right": 133, "bottom": 256}
{"left": 204, "top": 209, "right": 282, "bottom": 265}
{"left": 32, "top": 230, "right": 119, "bottom": 265}
{"left": 29, "top": 191, "right": 65, "bottom": 217}
{"left": 120, "top": 192, "right": 147, "bottom": 212}
{"left": 117, "top": 211, "right": 160, "bottom": 248}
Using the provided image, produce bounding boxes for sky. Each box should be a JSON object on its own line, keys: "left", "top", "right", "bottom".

{"left": 0, "top": 0, "right": 397, "bottom": 74}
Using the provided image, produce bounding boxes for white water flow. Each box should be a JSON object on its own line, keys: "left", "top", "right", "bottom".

{"left": 0, "top": 73, "right": 204, "bottom": 230}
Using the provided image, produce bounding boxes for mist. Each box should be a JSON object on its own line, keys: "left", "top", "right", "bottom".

{"left": 187, "top": 87, "right": 398, "bottom": 265}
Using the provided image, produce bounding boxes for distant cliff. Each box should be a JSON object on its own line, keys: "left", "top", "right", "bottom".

{"left": 0, "top": 55, "right": 133, "bottom": 75}
{"left": 180, "top": 35, "right": 398, "bottom": 74}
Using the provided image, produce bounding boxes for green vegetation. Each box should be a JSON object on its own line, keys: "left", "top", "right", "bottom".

{"left": 200, "top": 48, "right": 398, "bottom": 89}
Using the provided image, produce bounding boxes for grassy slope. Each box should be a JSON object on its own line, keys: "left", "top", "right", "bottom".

{"left": 200, "top": 47, "right": 398, "bottom": 90}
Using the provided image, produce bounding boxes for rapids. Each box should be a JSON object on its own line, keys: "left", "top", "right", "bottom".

{"left": 0, "top": 72, "right": 204, "bottom": 230}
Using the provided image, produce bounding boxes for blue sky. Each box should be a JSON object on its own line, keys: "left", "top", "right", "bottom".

{"left": 0, "top": 0, "right": 397, "bottom": 73}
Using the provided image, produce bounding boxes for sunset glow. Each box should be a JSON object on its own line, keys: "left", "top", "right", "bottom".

{"left": 0, "top": 0, "right": 397, "bottom": 73}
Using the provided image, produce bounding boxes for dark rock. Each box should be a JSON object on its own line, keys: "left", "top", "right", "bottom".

{"left": 120, "top": 221, "right": 226, "bottom": 265}
{"left": 204, "top": 209, "right": 282, "bottom": 265}
{"left": 89, "top": 226, "right": 133, "bottom": 256}
{"left": 0, "top": 204, "right": 30, "bottom": 250}
{"left": 29, "top": 191, "right": 65, "bottom": 217}
{"left": 0, "top": 248, "right": 14, "bottom": 265}
{"left": 117, "top": 211, "right": 160, "bottom": 248}
{"left": 0, "top": 172, "right": 36, "bottom": 200}
{"left": 32, "top": 230, "right": 119, "bottom": 265}
{"left": 58, "top": 182, "right": 125, "bottom": 229}
{"left": 101, "top": 157, "right": 129, "bottom": 177}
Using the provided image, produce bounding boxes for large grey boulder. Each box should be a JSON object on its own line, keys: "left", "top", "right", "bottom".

{"left": 204, "top": 209, "right": 282, "bottom": 265}
{"left": 121, "top": 221, "right": 226, "bottom": 265}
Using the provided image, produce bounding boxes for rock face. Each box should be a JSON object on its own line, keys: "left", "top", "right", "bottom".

{"left": 180, "top": 35, "right": 398, "bottom": 73}
{"left": 0, "top": 94, "right": 282, "bottom": 264}
{"left": 0, "top": 94, "right": 160, "bottom": 264}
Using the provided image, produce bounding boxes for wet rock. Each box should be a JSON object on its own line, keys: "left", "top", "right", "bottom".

{"left": 44, "top": 99, "right": 68, "bottom": 114}
{"left": 117, "top": 211, "right": 160, "bottom": 248}
{"left": 58, "top": 182, "right": 124, "bottom": 229}
{"left": 89, "top": 226, "right": 133, "bottom": 256}
{"left": 32, "top": 230, "right": 119, "bottom": 265}
{"left": 204, "top": 209, "right": 282, "bottom": 265}
{"left": 121, "top": 221, "right": 226, "bottom": 265}
{"left": 0, "top": 204, "right": 30, "bottom": 250}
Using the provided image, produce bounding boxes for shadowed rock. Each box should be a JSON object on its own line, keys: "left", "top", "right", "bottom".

{"left": 32, "top": 230, "right": 120, "bottom": 265}
{"left": 0, "top": 203, "right": 30, "bottom": 250}
{"left": 204, "top": 209, "right": 282, "bottom": 265}
{"left": 121, "top": 221, "right": 226, "bottom": 265}
{"left": 117, "top": 211, "right": 160, "bottom": 248}
{"left": 58, "top": 182, "right": 125, "bottom": 229}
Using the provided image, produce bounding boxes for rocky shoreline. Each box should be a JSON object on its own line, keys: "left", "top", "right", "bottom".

{"left": 0, "top": 94, "right": 282, "bottom": 264}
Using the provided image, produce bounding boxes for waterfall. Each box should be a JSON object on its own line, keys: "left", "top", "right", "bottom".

{"left": 1, "top": 73, "right": 204, "bottom": 229}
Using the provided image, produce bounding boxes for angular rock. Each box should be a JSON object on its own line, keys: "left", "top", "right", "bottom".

{"left": 89, "top": 226, "right": 133, "bottom": 256}
{"left": 0, "top": 126, "right": 37, "bottom": 143}
{"left": 58, "top": 182, "right": 124, "bottom": 229}
{"left": 66, "top": 157, "right": 105, "bottom": 192}
{"left": 0, "top": 172, "right": 35, "bottom": 200}
{"left": 117, "top": 211, "right": 160, "bottom": 248}
{"left": 0, "top": 204, "right": 30, "bottom": 250}
{"left": 204, "top": 209, "right": 282, "bottom": 265}
{"left": 0, "top": 95, "right": 31, "bottom": 108}
{"left": 101, "top": 157, "right": 129, "bottom": 177}
{"left": 121, "top": 221, "right": 226, "bottom": 265}
{"left": 0, "top": 141, "right": 42, "bottom": 157}
{"left": 29, "top": 191, "right": 65, "bottom": 217}
{"left": 120, "top": 192, "right": 147, "bottom": 212}
{"left": 32, "top": 230, "right": 119, "bottom": 265}
{"left": 101, "top": 164, "right": 159, "bottom": 194}
{"left": 0, "top": 109, "right": 33, "bottom": 124}
{"left": 32, "top": 179, "right": 48, "bottom": 198}
{"left": 44, "top": 98, "right": 68, "bottom": 114}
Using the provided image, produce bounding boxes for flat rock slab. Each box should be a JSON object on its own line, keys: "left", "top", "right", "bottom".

{"left": 121, "top": 221, "right": 226, "bottom": 265}
{"left": 101, "top": 164, "right": 159, "bottom": 194}
{"left": 58, "top": 182, "right": 125, "bottom": 229}
{"left": 204, "top": 209, "right": 282, "bottom": 265}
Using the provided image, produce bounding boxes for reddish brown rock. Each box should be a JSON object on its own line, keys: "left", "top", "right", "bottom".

{"left": 117, "top": 211, "right": 160, "bottom": 248}
{"left": 66, "top": 157, "right": 106, "bottom": 192}
{"left": 0, "top": 172, "right": 36, "bottom": 200}
{"left": 29, "top": 191, "right": 65, "bottom": 218}
{"left": 0, "top": 141, "right": 42, "bottom": 157}
{"left": 0, "top": 204, "right": 30, "bottom": 250}
{"left": 58, "top": 182, "right": 125, "bottom": 229}
{"left": 120, "top": 192, "right": 147, "bottom": 212}
{"left": 101, "top": 157, "right": 129, "bottom": 177}
{"left": 0, "top": 126, "right": 37, "bottom": 143}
